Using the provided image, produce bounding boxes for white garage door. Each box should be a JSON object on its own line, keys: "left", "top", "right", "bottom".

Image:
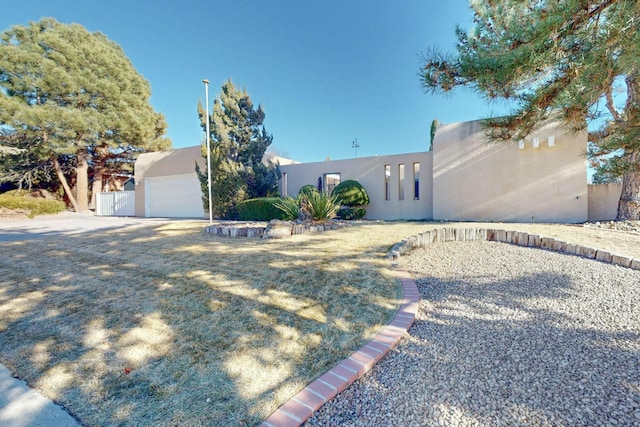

{"left": 145, "top": 173, "right": 205, "bottom": 218}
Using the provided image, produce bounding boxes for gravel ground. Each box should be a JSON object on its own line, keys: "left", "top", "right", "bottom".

{"left": 304, "top": 240, "right": 640, "bottom": 426}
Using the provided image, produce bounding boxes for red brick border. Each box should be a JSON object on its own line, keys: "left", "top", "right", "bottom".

{"left": 259, "top": 267, "right": 419, "bottom": 427}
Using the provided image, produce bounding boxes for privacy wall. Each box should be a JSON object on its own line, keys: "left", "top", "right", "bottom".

{"left": 432, "top": 119, "right": 588, "bottom": 223}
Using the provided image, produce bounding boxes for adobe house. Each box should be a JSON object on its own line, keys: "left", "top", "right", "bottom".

{"left": 132, "top": 118, "right": 619, "bottom": 222}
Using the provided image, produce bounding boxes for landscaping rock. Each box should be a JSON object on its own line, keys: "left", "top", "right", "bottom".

{"left": 263, "top": 219, "right": 293, "bottom": 239}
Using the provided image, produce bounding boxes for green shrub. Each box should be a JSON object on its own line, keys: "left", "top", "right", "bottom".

{"left": 336, "top": 207, "right": 366, "bottom": 220}
{"left": 298, "top": 184, "right": 319, "bottom": 198}
{"left": 235, "top": 197, "right": 287, "bottom": 221}
{"left": 0, "top": 193, "right": 66, "bottom": 217}
{"left": 303, "top": 191, "right": 340, "bottom": 222}
{"left": 331, "top": 180, "right": 369, "bottom": 206}
{"left": 273, "top": 196, "right": 300, "bottom": 221}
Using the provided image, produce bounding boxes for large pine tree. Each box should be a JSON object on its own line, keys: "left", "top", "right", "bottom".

{"left": 421, "top": 0, "right": 640, "bottom": 220}
{"left": 0, "top": 18, "right": 171, "bottom": 211}
{"left": 197, "top": 79, "right": 280, "bottom": 218}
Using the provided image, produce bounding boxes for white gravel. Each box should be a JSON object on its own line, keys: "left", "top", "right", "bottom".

{"left": 304, "top": 240, "right": 640, "bottom": 426}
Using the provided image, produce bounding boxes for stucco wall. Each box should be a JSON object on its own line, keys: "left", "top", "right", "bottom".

{"left": 432, "top": 119, "right": 588, "bottom": 223}
{"left": 134, "top": 146, "right": 205, "bottom": 217}
{"left": 279, "top": 152, "right": 433, "bottom": 220}
{"left": 588, "top": 183, "right": 622, "bottom": 221}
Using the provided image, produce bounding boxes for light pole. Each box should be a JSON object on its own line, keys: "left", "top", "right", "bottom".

{"left": 203, "top": 79, "right": 213, "bottom": 225}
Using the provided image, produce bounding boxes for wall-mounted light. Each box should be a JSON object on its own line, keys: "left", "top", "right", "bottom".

{"left": 548, "top": 135, "right": 555, "bottom": 147}
{"left": 518, "top": 139, "right": 525, "bottom": 150}
{"left": 533, "top": 137, "right": 540, "bottom": 148}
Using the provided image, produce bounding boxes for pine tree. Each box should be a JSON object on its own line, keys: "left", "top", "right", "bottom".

{"left": 197, "top": 79, "right": 280, "bottom": 218}
{"left": 0, "top": 18, "right": 171, "bottom": 211}
{"left": 421, "top": 1, "right": 640, "bottom": 219}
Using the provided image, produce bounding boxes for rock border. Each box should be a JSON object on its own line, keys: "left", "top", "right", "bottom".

{"left": 203, "top": 219, "right": 352, "bottom": 238}
{"left": 385, "top": 227, "right": 639, "bottom": 270}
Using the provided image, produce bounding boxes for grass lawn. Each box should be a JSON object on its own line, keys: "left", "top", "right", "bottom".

{"left": 1, "top": 220, "right": 638, "bottom": 426}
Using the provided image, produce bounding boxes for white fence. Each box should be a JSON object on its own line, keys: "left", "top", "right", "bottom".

{"left": 96, "top": 191, "right": 135, "bottom": 216}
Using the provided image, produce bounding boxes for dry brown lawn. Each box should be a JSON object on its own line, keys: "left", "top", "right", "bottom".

{"left": 0, "top": 220, "right": 638, "bottom": 426}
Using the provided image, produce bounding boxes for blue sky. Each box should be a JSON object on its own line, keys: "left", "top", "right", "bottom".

{"left": 1, "top": 1, "right": 513, "bottom": 163}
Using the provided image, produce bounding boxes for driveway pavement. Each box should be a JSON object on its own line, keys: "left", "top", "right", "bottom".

{"left": 0, "top": 212, "right": 183, "bottom": 242}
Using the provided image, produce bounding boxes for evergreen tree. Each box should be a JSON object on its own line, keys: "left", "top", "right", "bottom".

{"left": 420, "top": 1, "right": 640, "bottom": 220}
{"left": 197, "top": 79, "right": 280, "bottom": 218}
{"left": 0, "top": 18, "right": 171, "bottom": 211}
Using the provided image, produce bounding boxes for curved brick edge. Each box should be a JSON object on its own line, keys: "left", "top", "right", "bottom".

{"left": 259, "top": 268, "right": 419, "bottom": 427}
{"left": 385, "top": 226, "right": 639, "bottom": 270}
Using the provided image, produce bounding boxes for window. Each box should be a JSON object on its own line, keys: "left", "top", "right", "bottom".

{"left": 398, "top": 164, "right": 405, "bottom": 200}
{"left": 324, "top": 173, "right": 341, "bottom": 195}
{"left": 413, "top": 163, "right": 420, "bottom": 200}
{"left": 384, "top": 165, "right": 390, "bottom": 201}
{"left": 282, "top": 172, "right": 288, "bottom": 196}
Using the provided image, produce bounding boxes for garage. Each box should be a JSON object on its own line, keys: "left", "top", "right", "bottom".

{"left": 144, "top": 173, "right": 204, "bottom": 218}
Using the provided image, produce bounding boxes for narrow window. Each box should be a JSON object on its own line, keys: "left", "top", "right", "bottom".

{"left": 384, "top": 165, "right": 390, "bottom": 201}
{"left": 398, "top": 164, "right": 405, "bottom": 201}
{"left": 282, "top": 172, "right": 288, "bottom": 196}
{"left": 413, "top": 162, "right": 420, "bottom": 200}
{"left": 324, "top": 173, "right": 341, "bottom": 195}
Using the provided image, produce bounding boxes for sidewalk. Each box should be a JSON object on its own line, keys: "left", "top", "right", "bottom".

{"left": 0, "top": 364, "right": 81, "bottom": 427}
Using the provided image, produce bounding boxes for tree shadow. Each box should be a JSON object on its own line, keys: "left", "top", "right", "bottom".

{"left": 0, "top": 222, "right": 401, "bottom": 426}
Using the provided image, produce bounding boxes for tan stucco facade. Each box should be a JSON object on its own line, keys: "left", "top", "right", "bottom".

{"left": 134, "top": 146, "right": 206, "bottom": 217}
{"left": 588, "top": 183, "right": 622, "bottom": 221}
{"left": 279, "top": 152, "right": 434, "bottom": 220}
{"left": 432, "top": 119, "right": 588, "bottom": 223}
{"left": 134, "top": 119, "right": 601, "bottom": 223}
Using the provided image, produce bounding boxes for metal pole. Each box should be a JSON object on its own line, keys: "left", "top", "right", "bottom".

{"left": 203, "top": 79, "right": 213, "bottom": 225}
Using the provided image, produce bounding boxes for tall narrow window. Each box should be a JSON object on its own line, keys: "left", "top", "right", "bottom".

{"left": 398, "top": 164, "right": 405, "bottom": 200}
{"left": 324, "top": 173, "right": 341, "bottom": 195}
{"left": 413, "top": 162, "right": 420, "bottom": 200}
{"left": 384, "top": 165, "right": 390, "bottom": 201}
{"left": 282, "top": 172, "right": 288, "bottom": 196}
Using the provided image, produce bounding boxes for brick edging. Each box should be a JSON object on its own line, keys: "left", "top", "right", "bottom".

{"left": 259, "top": 268, "right": 419, "bottom": 427}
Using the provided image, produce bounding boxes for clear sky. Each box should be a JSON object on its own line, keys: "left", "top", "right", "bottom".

{"left": 1, "top": 1, "right": 513, "bottom": 163}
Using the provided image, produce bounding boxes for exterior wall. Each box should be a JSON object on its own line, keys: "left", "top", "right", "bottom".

{"left": 432, "top": 119, "right": 588, "bottom": 223}
{"left": 279, "top": 152, "right": 433, "bottom": 220}
{"left": 588, "top": 183, "right": 622, "bottom": 221}
{"left": 134, "top": 146, "right": 206, "bottom": 217}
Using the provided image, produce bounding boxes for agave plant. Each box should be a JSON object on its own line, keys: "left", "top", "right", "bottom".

{"left": 273, "top": 195, "right": 300, "bottom": 220}
{"left": 303, "top": 191, "right": 340, "bottom": 222}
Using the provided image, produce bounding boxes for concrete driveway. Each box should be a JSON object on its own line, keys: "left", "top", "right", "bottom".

{"left": 0, "top": 212, "right": 189, "bottom": 242}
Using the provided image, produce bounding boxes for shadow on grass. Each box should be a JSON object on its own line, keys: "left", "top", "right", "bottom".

{"left": 0, "top": 222, "right": 401, "bottom": 426}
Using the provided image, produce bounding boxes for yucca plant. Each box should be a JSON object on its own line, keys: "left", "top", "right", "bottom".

{"left": 273, "top": 195, "right": 301, "bottom": 220}
{"left": 303, "top": 191, "right": 340, "bottom": 222}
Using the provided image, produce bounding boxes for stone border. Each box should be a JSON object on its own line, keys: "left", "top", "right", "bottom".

{"left": 259, "top": 267, "right": 419, "bottom": 427}
{"left": 203, "top": 221, "right": 352, "bottom": 238}
{"left": 385, "top": 227, "right": 639, "bottom": 270}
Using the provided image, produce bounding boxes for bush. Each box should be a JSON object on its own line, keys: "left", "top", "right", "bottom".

{"left": 331, "top": 180, "right": 369, "bottom": 206}
{"left": 235, "top": 197, "right": 287, "bottom": 221}
{"left": 336, "top": 207, "right": 366, "bottom": 220}
{"left": 0, "top": 192, "right": 66, "bottom": 217}
{"left": 298, "top": 184, "right": 319, "bottom": 198}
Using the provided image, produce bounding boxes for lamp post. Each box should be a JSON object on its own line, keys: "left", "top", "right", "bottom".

{"left": 203, "top": 79, "right": 213, "bottom": 225}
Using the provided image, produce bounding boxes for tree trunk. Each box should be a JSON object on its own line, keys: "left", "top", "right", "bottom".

{"left": 616, "top": 152, "right": 640, "bottom": 220}
{"left": 89, "top": 158, "right": 105, "bottom": 210}
{"left": 51, "top": 154, "right": 79, "bottom": 213}
{"left": 76, "top": 147, "right": 90, "bottom": 212}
